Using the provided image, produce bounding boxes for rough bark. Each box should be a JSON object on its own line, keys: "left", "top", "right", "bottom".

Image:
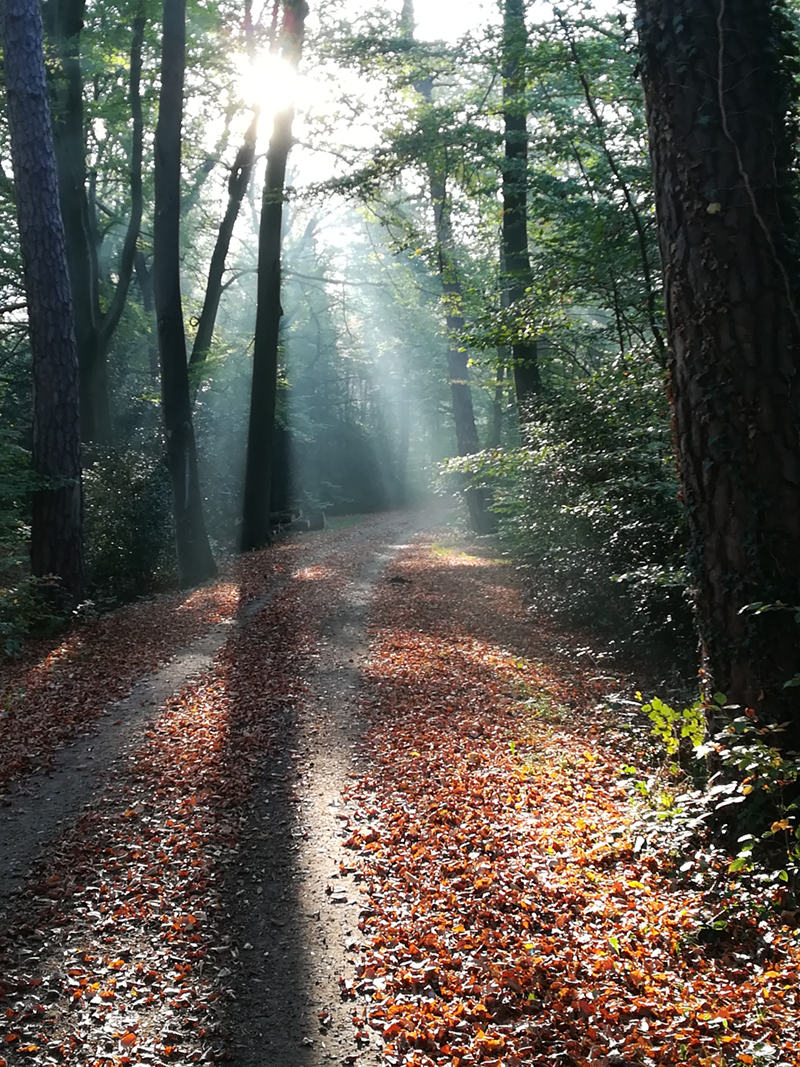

{"left": 3, "top": 0, "right": 83, "bottom": 600}
{"left": 190, "top": 109, "right": 260, "bottom": 367}
{"left": 154, "top": 0, "right": 216, "bottom": 587}
{"left": 636, "top": 0, "right": 800, "bottom": 742}
{"left": 241, "top": 1, "right": 308, "bottom": 552}
{"left": 44, "top": 0, "right": 144, "bottom": 443}
{"left": 502, "top": 0, "right": 540, "bottom": 412}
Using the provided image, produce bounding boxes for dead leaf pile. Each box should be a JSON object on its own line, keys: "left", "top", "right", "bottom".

{"left": 0, "top": 521, "right": 395, "bottom": 1065}
{"left": 0, "top": 542, "right": 310, "bottom": 794}
{"left": 2, "top": 525, "right": 799, "bottom": 1067}
{"left": 343, "top": 541, "right": 800, "bottom": 1066}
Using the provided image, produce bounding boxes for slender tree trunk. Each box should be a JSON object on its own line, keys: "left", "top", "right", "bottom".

{"left": 3, "top": 0, "right": 82, "bottom": 600}
{"left": 429, "top": 171, "right": 495, "bottom": 533}
{"left": 491, "top": 355, "right": 507, "bottom": 448}
{"left": 96, "top": 5, "right": 145, "bottom": 370}
{"left": 636, "top": 0, "right": 800, "bottom": 745}
{"left": 241, "top": 1, "right": 308, "bottom": 552}
{"left": 396, "top": 398, "right": 410, "bottom": 505}
{"left": 190, "top": 109, "right": 260, "bottom": 367}
{"left": 502, "top": 0, "right": 540, "bottom": 412}
{"left": 154, "top": 0, "right": 216, "bottom": 586}
{"left": 135, "top": 251, "right": 161, "bottom": 380}
{"left": 403, "top": 0, "right": 493, "bottom": 533}
{"left": 558, "top": 11, "right": 665, "bottom": 363}
{"left": 44, "top": 0, "right": 144, "bottom": 443}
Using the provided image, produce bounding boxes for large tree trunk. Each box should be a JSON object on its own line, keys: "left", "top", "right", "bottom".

{"left": 154, "top": 0, "right": 217, "bottom": 587}
{"left": 502, "top": 0, "right": 540, "bottom": 412}
{"left": 3, "top": 0, "right": 83, "bottom": 601}
{"left": 44, "top": 0, "right": 144, "bottom": 443}
{"left": 241, "top": 1, "right": 308, "bottom": 552}
{"left": 636, "top": 0, "right": 800, "bottom": 744}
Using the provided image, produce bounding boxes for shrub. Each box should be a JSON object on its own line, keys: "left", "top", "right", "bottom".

{"left": 445, "top": 355, "right": 690, "bottom": 650}
{"left": 83, "top": 446, "right": 175, "bottom": 601}
{"left": 624, "top": 692, "right": 800, "bottom": 903}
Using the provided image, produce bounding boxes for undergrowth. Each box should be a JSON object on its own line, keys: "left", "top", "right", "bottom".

{"left": 624, "top": 691, "right": 800, "bottom": 921}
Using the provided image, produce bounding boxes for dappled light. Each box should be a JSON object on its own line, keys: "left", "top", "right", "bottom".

{"left": 292, "top": 564, "right": 338, "bottom": 581}
{"left": 0, "top": 579, "right": 241, "bottom": 794}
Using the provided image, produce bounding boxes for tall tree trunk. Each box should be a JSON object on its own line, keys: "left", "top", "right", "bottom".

{"left": 402, "top": 0, "right": 493, "bottom": 533}
{"left": 154, "top": 0, "right": 217, "bottom": 587}
{"left": 96, "top": 5, "right": 145, "bottom": 374}
{"left": 396, "top": 398, "right": 410, "bottom": 505}
{"left": 502, "top": 0, "right": 540, "bottom": 412}
{"left": 241, "top": 1, "right": 308, "bottom": 552}
{"left": 491, "top": 355, "right": 507, "bottom": 448}
{"left": 429, "top": 169, "right": 494, "bottom": 533}
{"left": 44, "top": 0, "right": 144, "bottom": 443}
{"left": 3, "top": 0, "right": 83, "bottom": 601}
{"left": 557, "top": 10, "right": 665, "bottom": 363}
{"left": 190, "top": 108, "right": 260, "bottom": 367}
{"left": 636, "top": 0, "right": 800, "bottom": 745}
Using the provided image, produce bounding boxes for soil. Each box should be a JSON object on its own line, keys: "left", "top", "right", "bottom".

{"left": 219, "top": 518, "right": 426, "bottom": 1067}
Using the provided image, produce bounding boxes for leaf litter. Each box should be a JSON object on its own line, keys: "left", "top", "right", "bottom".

{"left": 344, "top": 539, "right": 800, "bottom": 1067}
{"left": 0, "top": 523, "right": 798, "bottom": 1067}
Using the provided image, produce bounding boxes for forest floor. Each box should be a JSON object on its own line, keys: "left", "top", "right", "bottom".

{"left": 0, "top": 510, "right": 798, "bottom": 1067}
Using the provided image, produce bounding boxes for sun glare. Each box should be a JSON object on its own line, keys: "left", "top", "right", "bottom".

{"left": 236, "top": 49, "right": 299, "bottom": 118}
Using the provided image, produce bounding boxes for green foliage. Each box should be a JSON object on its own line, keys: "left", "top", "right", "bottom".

{"left": 627, "top": 691, "right": 800, "bottom": 900}
{"left": 83, "top": 447, "right": 175, "bottom": 601}
{"left": 640, "top": 693, "right": 709, "bottom": 757}
{"left": 446, "top": 354, "right": 689, "bottom": 649}
{"left": 0, "top": 428, "right": 57, "bottom": 655}
{"left": 0, "top": 427, "right": 32, "bottom": 573}
{"left": 0, "top": 576, "right": 68, "bottom": 655}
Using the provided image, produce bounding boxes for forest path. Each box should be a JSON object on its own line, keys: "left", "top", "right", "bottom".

{"left": 0, "top": 510, "right": 434, "bottom": 1066}
{"left": 1, "top": 513, "right": 800, "bottom": 1067}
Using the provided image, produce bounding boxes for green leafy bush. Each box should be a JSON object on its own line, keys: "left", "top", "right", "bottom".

{"left": 83, "top": 447, "right": 175, "bottom": 601}
{"left": 0, "top": 576, "right": 68, "bottom": 655}
{"left": 625, "top": 693, "right": 800, "bottom": 903}
{"left": 0, "top": 429, "right": 58, "bottom": 654}
{"left": 445, "top": 355, "right": 690, "bottom": 649}
{"left": 0, "top": 428, "right": 32, "bottom": 576}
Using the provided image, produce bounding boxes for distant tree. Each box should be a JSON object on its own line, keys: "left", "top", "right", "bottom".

{"left": 189, "top": 109, "right": 259, "bottom": 368}
{"left": 501, "top": 0, "right": 540, "bottom": 409}
{"left": 242, "top": 0, "right": 309, "bottom": 551}
{"left": 153, "top": 0, "right": 217, "bottom": 586}
{"left": 398, "top": 0, "right": 493, "bottom": 533}
{"left": 2, "top": 0, "right": 83, "bottom": 599}
{"left": 636, "top": 0, "right": 800, "bottom": 743}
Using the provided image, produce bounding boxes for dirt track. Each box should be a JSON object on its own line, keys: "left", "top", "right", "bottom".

{"left": 4, "top": 512, "right": 799, "bottom": 1067}
{"left": 0, "top": 510, "right": 434, "bottom": 1066}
